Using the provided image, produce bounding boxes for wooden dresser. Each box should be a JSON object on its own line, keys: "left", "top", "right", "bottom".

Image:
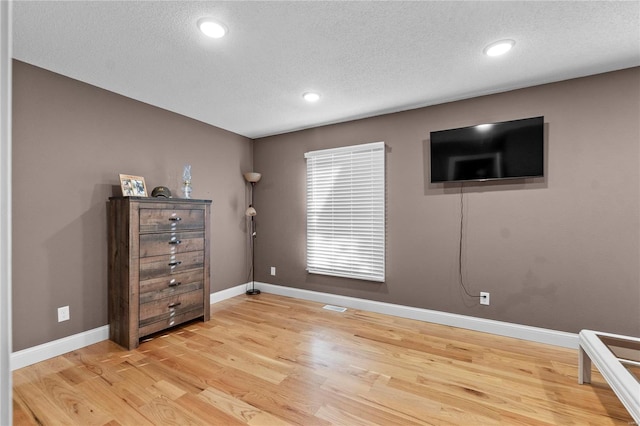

{"left": 108, "top": 197, "right": 211, "bottom": 349}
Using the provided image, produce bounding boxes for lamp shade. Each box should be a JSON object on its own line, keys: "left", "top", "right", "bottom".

{"left": 245, "top": 206, "right": 257, "bottom": 217}
{"left": 243, "top": 172, "right": 261, "bottom": 183}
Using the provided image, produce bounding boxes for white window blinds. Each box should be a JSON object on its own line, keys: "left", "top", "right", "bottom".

{"left": 305, "top": 141, "right": 385, "bottom": 282}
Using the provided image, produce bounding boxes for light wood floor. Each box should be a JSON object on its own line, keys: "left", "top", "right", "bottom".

{"left": 13, "top": 293, "right": 633, "bottom": 425}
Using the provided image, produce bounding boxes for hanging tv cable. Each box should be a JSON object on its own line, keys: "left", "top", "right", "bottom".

{"left": 459, "top": 183, "right": 482, "bottom": 299}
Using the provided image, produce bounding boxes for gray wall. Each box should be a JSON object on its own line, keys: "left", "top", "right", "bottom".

{"left": 253, "top": 67, "right": 640, "bottom": 336}
{"left": 12, "top": 61, "right": 253, "bottom": 351}
{"left": 12, "top": 60, "right": 639, "bottom": 352}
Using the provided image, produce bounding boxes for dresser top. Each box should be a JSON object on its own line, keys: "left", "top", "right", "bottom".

{"left": 109, "top": 196, "right": 212, "bottom": 204}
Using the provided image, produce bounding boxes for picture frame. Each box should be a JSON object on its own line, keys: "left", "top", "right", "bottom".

{"left": 119, "top": 174, "right": 148, "bottom": 197}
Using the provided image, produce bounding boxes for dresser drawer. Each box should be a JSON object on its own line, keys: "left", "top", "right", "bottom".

{"left": 139, "top": 208, "right": 204, "bottom": 233}
{"left": 139, "top": 308, "right": 203, "bottom": 338}
{"left": 139, "top": 280, "right": 203, "bottom": 304}
{"left": 139, "top": 251, "right": 204, "bottom": 280}
{"left": 139, "top": 231, "right": 204, "bottom": 258}
{"left": 139, "top": 289, "right": 203, "bottom": 322}
{"left": 139, "top": 269, "right": 204, "bottom": 302}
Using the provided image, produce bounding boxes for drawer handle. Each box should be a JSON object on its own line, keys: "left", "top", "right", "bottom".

{"left": 168, "top": 281, "right": 182, "bottom": 287}
{"left": 168, "top": 302, "right": 182, "bottom": 309}
{"left": 168, "top": 240, "right": 182, "bottom": 245}
{"left": 168, "top": 261, "right": 182, "bottom": 267}
{"left": 168, "top": 217, "right": 182, "bottom": 222}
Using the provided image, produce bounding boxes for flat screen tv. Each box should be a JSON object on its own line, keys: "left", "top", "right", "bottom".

{"left": 430, "top": 116, "right": 544, "bottom": 183}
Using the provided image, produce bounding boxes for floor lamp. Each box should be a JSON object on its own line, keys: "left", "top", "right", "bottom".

{"left": 244, "top": 172, "right": 261, "bottom": 295}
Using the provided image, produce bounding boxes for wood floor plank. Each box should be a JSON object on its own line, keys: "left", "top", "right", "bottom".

{"left": 75, "top": 377, "right": 156, "bottom": 426}
{"left": 13, "top": 381, "right": 77, "bottom": 425}
{"left": 137, "top": 394, "right": 201, "bottom": 426}
{"left": 14, "top": 372, "right": 114, "bottom": 425}
{"left": 13, "top": 293, "right": 635, "bottom": 425}
{"left": 173, "top": 392, "right": 248, "bottom": 426}
{"left": 197, "top": 386, "right": 284, "bottom": 425}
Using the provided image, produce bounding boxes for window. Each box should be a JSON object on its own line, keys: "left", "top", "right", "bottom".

{"left": 305, "top": 141, "right": 385, "bottom": 282}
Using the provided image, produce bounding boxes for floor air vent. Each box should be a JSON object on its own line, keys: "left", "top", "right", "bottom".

{"left": 323, "top": 305, "right": 347, "bottom": 313}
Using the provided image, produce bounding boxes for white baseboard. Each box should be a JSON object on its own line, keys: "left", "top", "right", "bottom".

{"left": 11, "top": 284, "right": 251, "bottom": 371}
{"left": 255, "top": 282, "right": 578, "bottom": 349}
{"left": 11, "top": 325, "right": 110, "bottom": 371}
{"left": 11, "top": 281, "right": 577, "bottom": 370}
{"left": 210, "top": 283, "right": 248, "bottom": 304}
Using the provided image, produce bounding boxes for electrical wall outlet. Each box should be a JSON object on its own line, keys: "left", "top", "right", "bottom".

{"left": 270, "top": 266, "right": 276, "bottom": 276}
{"left": 480, "top": 292, "right": 490, "bottom": 306}
{"left": 57, "top": 305, "right": 70, "bottom": 322}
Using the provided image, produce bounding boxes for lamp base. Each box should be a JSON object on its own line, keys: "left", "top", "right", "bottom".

{"left": 246, "top": 289, "right": 261, "bottom": 295}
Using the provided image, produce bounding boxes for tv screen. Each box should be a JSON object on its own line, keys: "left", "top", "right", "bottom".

{"left": 430, "top": 116, "right": 544, "bottom": 183}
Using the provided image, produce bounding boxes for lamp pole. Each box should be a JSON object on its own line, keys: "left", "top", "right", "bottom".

{"left": 244, "top": 173, "right": 261, "bottom": 295}
{"left": 247, "top": 209, "right": 259, "bottom": 295}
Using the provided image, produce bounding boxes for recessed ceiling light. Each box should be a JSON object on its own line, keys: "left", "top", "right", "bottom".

{"left": 483, "top": 39, "right": 515, "bottom": 57}
{"left": 303, "top": 92, "right": 321, "bottom": 103}
{"left": 198, "top": 18, "right": 228, "bottom": 39}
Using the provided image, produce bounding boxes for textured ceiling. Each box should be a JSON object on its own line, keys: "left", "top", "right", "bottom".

{"left": 12, "top": 1, "right": 640, "bottom": 139}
